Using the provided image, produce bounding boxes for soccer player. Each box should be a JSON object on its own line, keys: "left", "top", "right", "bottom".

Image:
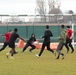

{"left": 36, "top": 25, "right": 55, "bottom": 57}
{"left": 5, "top": 28, "right": 25, "bottom": 59}
{"left": 0, "top": 30, "right": 12, "bottom": 51}
{"left": 56, "top": 25, "right": 67, "bottom": 59}
{"left": 65, "top": 25, "right": 74, "bottom": 53}
{"left": 21, "top": 33, "right": 36, "bottom": 52}
{"left": 0, "top": 30, "right": 18, "bottom": 54}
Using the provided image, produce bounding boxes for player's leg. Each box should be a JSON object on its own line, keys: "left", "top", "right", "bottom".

{"left": 9, "top": 49, "right": 18, "bottom": 54}
{"left": 36, "top": 42, "right": 45, "bottom": 57}
{"left": 56, "top": 43, "right": 64, "bottom": 59}
{"left": 0, "top": 42, "right": 8, "bottom": 51}
{"left": 21, "top": 43, "right": 29, "bottom": 52}
{"left": 69, "top": 39, "right": 74, "bottom": 53}
{"left": 47, "top": 42, "right": 54, "bottom": 53}
{"left": 9, "top": 48, "right": 15, "bottom": 60}
{"left": 29, "top": 44, "right": 36, "bottom": 52}
{"left": 65, "top": 38, "right": 69, "bottom": 53}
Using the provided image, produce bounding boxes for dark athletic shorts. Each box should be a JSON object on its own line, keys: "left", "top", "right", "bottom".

{"left": 9, "top": 42, "right": 15, "bottom": 48}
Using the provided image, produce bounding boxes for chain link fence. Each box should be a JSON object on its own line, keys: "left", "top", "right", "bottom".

{"left": 0, "top": 14, "right": 76, "bottom": 42}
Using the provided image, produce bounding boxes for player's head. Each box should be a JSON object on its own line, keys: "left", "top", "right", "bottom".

{"left": 14, "top": 28, "right": 18, "bottom": 32}
{"left": 9, "top": 30, "right": 12, "bottom": 32}
{"left": 61, "top": 25, "right": 65, "bottom": 29}
{"left": 9, "top": 30, "right": 12, "bottom": 33}
{"left": 66, "top": 25, "right": 70, "bottom": 28}
{"left": 46, "top": 25, "right": 49, "bottom": 29}
{"left": 31, "top": 33, "right": 35, "bottom": 37}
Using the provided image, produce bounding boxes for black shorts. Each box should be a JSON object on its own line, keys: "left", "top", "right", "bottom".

{"left": 9, "top": 42, "right": 15, "bottom": 48}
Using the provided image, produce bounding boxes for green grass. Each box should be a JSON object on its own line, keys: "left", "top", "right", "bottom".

{"left": 0, "top": 46, "right": 76, "bottom": 75}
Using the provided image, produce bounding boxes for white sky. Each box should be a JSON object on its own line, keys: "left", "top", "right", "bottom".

{"left": 60, "top": 0, "right": 76, "bottom": 13}
{"left": 0, "top": 0, "right": 76, "bottom": 15}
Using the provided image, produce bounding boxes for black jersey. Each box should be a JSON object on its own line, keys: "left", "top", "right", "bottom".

{"left": 9, "top": 32, "right": 19, "bottom": 43}
{"left": 27, "top": 37, "right": 36, "bottom": 44}
{"left": 42, "top": 30, "right": 53, "bottom": 42}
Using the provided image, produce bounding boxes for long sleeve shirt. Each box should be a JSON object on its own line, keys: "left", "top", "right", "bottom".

{"left": 58, "top": 29, "right": 67, "bottom": 44}
{"left": 42, "top": 29, "right": 53, "bottom": 42}
{"left": 27, "top": 37, "right": 36, "bottom": 44}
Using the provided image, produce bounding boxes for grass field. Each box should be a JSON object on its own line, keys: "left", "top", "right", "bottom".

{"left": 0, "top": 46, "right": 76, "bottom": 75}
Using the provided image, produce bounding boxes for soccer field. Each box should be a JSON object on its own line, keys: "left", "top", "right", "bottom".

{"left": 0, "top": 46, "right": 76, "bottom": 75}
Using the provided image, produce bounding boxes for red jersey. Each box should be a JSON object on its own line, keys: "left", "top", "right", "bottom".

{"left": 4, "top": 32, "right": 11, "bottom": 42}
{"left": 66, "top": 29, "right": 73, "bottom": 39}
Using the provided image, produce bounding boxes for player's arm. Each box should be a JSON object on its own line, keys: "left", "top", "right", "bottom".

{"left": 41, "top": 32, "right": 47, "bottom": 38}
{"left": 19, "top": 36, "right": 26, "bottom": 42}
{"left": 58, "top": 32, "right": 64, "bottom": 40}
{"left": 34, "top": 38, "right": 36, "bottom": 41}
{"left": 70, "top": 31, "right": 73, "bottom": 39}
{"left": 0, "top": 34, "right": 4, "bottom": 36}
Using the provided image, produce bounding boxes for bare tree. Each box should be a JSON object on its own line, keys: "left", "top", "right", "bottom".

{"left": 36, "top": 0, "right": 46, "bottom": 22}
{"left": 36, "top": 0, "right": 61, "bottom": 22}
{"left": 48, "top": 0, "right": 61, "bottom": 22}
{"left": 48, "top": 0, "right": 55, "bottom": 11}
{"left": 48, "top": 0, "right": 61, "bottom": 12}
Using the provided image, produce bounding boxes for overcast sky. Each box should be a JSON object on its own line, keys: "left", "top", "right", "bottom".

{"left": 0, "top": 0, "right": 76, "bottom": 15}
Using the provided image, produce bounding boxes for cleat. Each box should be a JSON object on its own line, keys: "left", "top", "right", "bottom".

{"left": 14, "top": 52, "right": 18, "bottom": 54}
{"left": 35, "top": 54, "right": 40, "bottom": 58}
{"left": 71, "top": 50, "right": 74, "bottom": 53}
{"left": 29, "top": 50, "right": 32, "bottom": 53}
{"left": 56, "top": 57, "right": 59, "bottom": 59}
{"left": 56, "top": 56, "right": 59, "bottom": 59}
{"left": 10, "top": 56, "right": 14, "bottom": 60}
{"left": 6, "top": 53, "right": 9, "bottom": 58}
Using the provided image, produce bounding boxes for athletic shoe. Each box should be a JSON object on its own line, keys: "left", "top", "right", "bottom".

{"left": 29, "top": 50, "right": 32, "bottom": 53}
{"left": 35, "top": 54, "right": 40, "bottom": 58}
{"left": 56, "top": 57, "right": 59, "bottom": 59}
{"left": 62, "top": 54, "right": 65, "bottom": 60}
{"left": 10, "top": 56, "right": 14, "bottom": 60}
{"left": 6, "top": 53, "right": 9, "bottom": 58}
{"left": 14, "top": 52, "right": 18, "bottom": 54}
{"left": 71, "top": 50, "right": 74, "bottom": 53}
